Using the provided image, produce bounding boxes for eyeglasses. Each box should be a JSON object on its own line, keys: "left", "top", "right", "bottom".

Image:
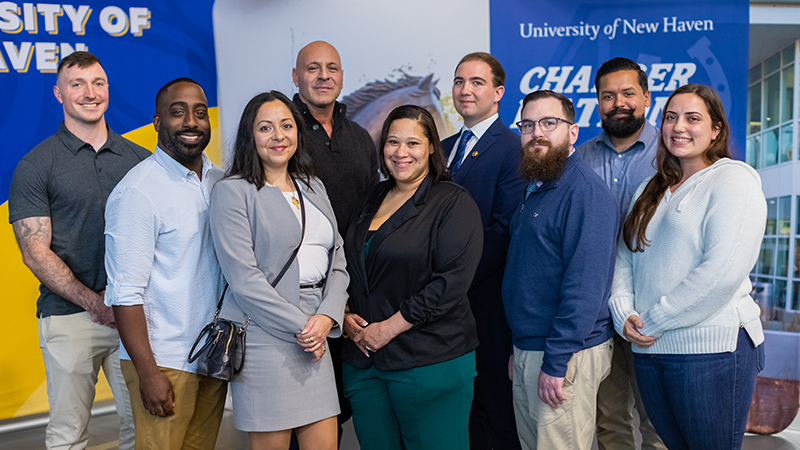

{"left": 515, "top": 117, "right": 573, "bottom": 134}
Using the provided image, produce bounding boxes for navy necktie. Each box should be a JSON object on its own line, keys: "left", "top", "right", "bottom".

{"left": 450, "top": 129, "right": 474, "bottom": 176}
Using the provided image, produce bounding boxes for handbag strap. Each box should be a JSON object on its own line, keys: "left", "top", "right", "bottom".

{"left": 213, "top": 174, "right": 307, "bottom": 316}
{"left": 234, "top": 327, "right": 247, "bottom": 374}
{"left": 187, "top": 321, "right": 216, "bottom": 363}
{"left": 213, "top": 284, "right": 229, "bottom": 316}
{"left": 271, "top": 174, "right": 306, "bottom": 288}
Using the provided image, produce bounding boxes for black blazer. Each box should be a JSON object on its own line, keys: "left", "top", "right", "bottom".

{"left": 342, "top": 173, "right": 483, "bottom": 371}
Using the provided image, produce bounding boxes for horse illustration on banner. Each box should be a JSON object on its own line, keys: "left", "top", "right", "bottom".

{"left": 343, "top": 73, "right": 447, "bottom": 150}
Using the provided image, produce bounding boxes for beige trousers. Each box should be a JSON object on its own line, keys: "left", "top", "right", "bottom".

{"left": 39, "top": 311, "right": 135, "bottom": 450}
{"left": 121, "top": 360, "right": 227, "bottom": 450}
{"left": 512, "top": 338, "right": 613, "bottom": 450}
{"left": 596, "top": 335, "right": 666, "bottom": 450}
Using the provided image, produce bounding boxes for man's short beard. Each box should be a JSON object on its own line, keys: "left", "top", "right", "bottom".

{"left": 520, "top": 138, "right": 570, "bottom": 182}
{"left": 601, "top": 108, "right": 646, "bottom": 138}
{"left": 159, "top": 128, "right": 210, "bottom": 166}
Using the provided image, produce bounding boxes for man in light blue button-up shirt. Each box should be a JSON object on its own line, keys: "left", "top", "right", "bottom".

{"left": 576, "top": 58, "right": 665, "bottom": 450}
{"left": 104, "top": 78, "right": 227, "bottom": 450}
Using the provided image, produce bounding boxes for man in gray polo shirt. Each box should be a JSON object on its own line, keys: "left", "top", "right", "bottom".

{"left": 9, "top": 51, "right": 150, "bottom": 450}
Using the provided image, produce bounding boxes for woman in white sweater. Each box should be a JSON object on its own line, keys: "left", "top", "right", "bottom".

{"left": 609, "top": 84, "right": 766, "bottom": 450}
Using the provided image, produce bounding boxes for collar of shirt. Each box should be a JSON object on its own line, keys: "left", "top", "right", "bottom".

{"left": 465, "top": 113, "right": 498, "bottom": 141}
{"left": 56, "top": 121, "right": 122, "bottom": 155}
{"left": 153, "top": 145, "right": 214, "bottom": 182}
{"left": 449, "top": 113, "right": 499, "bottom": 165}
{"left": 292, "top": 93, "right": 347, "bottom": 131}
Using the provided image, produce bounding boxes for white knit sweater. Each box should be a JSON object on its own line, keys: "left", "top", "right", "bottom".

{"left": 609, "top": 158, "right": 766, "bottom": 354}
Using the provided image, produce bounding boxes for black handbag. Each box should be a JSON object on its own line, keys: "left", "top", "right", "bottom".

{"left": 188, "top": 175, "right": 307, "bottom": 381}
{"left": 187, "top": 285, "right": 249, "bottom": 381}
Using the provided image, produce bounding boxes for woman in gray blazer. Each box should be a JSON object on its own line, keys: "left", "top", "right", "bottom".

{"left": 209, "top": 91, "right": 349, "bottom": 450}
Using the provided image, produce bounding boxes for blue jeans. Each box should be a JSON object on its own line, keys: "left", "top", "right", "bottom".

{"left": 633, "top": 328, "right": 764, "bottom": 450}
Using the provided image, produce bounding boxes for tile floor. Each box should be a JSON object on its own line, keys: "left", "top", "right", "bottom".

{"left": 2, "top": 400, "right": 799, "bottom": 449}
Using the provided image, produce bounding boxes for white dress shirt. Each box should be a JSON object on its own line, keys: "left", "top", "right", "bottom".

{"left": 105, "top": 146, "right": 224, "bottom": 373}
{"left": 447, "top": 113, "right": 499, "bottom": 167}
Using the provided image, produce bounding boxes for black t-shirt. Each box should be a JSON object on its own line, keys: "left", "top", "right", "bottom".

{"left": 9, "top": 122, "right": 151, "bottom": 317}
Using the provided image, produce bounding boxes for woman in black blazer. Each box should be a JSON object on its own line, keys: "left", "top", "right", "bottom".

{"left": 342, "top": 105, "right": 483, "bottom": 450}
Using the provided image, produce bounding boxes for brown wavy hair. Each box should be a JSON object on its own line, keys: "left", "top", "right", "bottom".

{"left": 622, "top": 84, "right": 731, "bottom": 252}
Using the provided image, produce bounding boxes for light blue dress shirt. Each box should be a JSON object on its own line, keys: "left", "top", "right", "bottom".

{"left": 104, "top": 146, "right": 225, "bottom": 373}
{"left": 576, "top": 122, "right": 659, "bottom": 230}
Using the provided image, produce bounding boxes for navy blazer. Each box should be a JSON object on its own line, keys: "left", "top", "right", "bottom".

{"left": 442, "top": 117, "right": 526, "bottom": 287}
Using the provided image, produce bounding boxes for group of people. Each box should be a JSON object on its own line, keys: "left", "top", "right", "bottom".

{"left": 9, "top": 39, "right": 765, "bottom": 450}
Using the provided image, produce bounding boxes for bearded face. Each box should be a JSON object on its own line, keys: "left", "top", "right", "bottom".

{"left": 601, "top": 106, "right": 646, "bottom": 138}
{"left": 518, "top": 96, "right": 579, "bottom": 183}
{"left": 154, "top": 82, "right": 211, "bottom": 167}
{"left": 520, "top": 136, "right": 571, "bottom": 182}
{"left": 596, "top": 70, "right": 651, "bottom": 140}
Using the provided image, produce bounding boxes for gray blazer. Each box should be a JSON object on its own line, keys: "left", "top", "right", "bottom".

{"left": 209, "top": 176, "right": 349, "bottom": 343}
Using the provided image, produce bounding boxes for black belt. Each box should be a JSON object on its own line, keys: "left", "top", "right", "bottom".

{"left": 300, "top": 278, "right": 326, "bottom": 289}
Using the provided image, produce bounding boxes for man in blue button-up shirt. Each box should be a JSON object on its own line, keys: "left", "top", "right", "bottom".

{"left": 576, "top": 57, "right": 665, "bottom": 450}
{"left": 105, "top": 78, "right": 227, "bottom": 450}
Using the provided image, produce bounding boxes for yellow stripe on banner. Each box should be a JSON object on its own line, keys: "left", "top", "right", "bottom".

{"left": 0, "top": 201, "right": 117, "bottom": 419}
{"left": 0, "top": 107, "right": 223, "bottom": 420}
{"left": 121, "top": 106, "right": 224, "bottom": 166}
{"left": 0, "top": 201, "right": 48, "bottom": 419}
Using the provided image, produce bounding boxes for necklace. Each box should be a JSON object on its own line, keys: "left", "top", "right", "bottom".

{"left": 290, "top": 191, "right": 300, "bottom": 210}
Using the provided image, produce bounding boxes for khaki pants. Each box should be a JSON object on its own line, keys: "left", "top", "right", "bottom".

{"left": 39, "top": 311, "right": 135, "bottom": 450}
{"left": 512, "top": 339, "right": 613, "bottom": 450}
{"left": 596, "top": 335, "right": 666, "bottom": 450}
{"left": 121, "top": 360, "right": 227, "bottom": 450}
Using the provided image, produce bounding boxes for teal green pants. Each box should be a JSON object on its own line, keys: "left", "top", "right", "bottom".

{"left": 343, "top": 352, "right": 476, "bottom": 450}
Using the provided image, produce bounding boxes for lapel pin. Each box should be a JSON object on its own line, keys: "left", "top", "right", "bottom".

{"left": 471, "top": 151, "right": 478, "bottom": 157}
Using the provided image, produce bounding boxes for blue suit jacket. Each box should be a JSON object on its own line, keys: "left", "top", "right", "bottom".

{"left": 443, "top": 117, "right": 526, "bottom": 288}
{"left": 444, "top": 116, "right": 526, "bottom": 444}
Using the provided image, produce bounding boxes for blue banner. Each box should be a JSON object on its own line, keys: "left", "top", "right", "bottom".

{"left": 0, "top": 0, "right": 217, "bottom": 204}
{"left": 0, "top": 0, "right": 755, "bottom": 421}
{"left": 490, "top": 0, "right": 750, "bottom": 159}
{"left": 0, "top": 0, "right": 218, "bottom": 420}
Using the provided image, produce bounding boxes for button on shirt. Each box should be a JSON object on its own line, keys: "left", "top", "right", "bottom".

{"left": 104, "top": 146, "right": 224, "bottom": 373}
{"left": 446, "top": 113, "right": 499, "bottom": 167}
{"left": 576, "top": 122, "right": 659, "bottom": 229}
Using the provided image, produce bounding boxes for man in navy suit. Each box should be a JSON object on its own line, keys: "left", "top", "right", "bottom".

{"left": 443, "top": 52, "right": 526, "bottom": 450}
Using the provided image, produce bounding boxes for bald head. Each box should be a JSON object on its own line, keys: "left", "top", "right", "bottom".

{"left": 293, "top": 41, "right": 343, "bottom": 110}
{"left": 295, "top": 41, "right": 340, "bottom": 67}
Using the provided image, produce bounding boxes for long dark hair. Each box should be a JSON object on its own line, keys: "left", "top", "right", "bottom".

{"left": 227, "top": 91, "right": 315, "bottom": 189}
{"left": 623, "top": 83, "right": 731, "bottom": 252}
{"left": 378, "top": 105, "right": 449, "bottom": 185}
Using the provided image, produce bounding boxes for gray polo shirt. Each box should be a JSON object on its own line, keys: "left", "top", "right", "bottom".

{"left": 576, "top": 121, "right": 659, "bottom": 231}
{"left": 9, "top": 122, "right": 151, "bottom": 318}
